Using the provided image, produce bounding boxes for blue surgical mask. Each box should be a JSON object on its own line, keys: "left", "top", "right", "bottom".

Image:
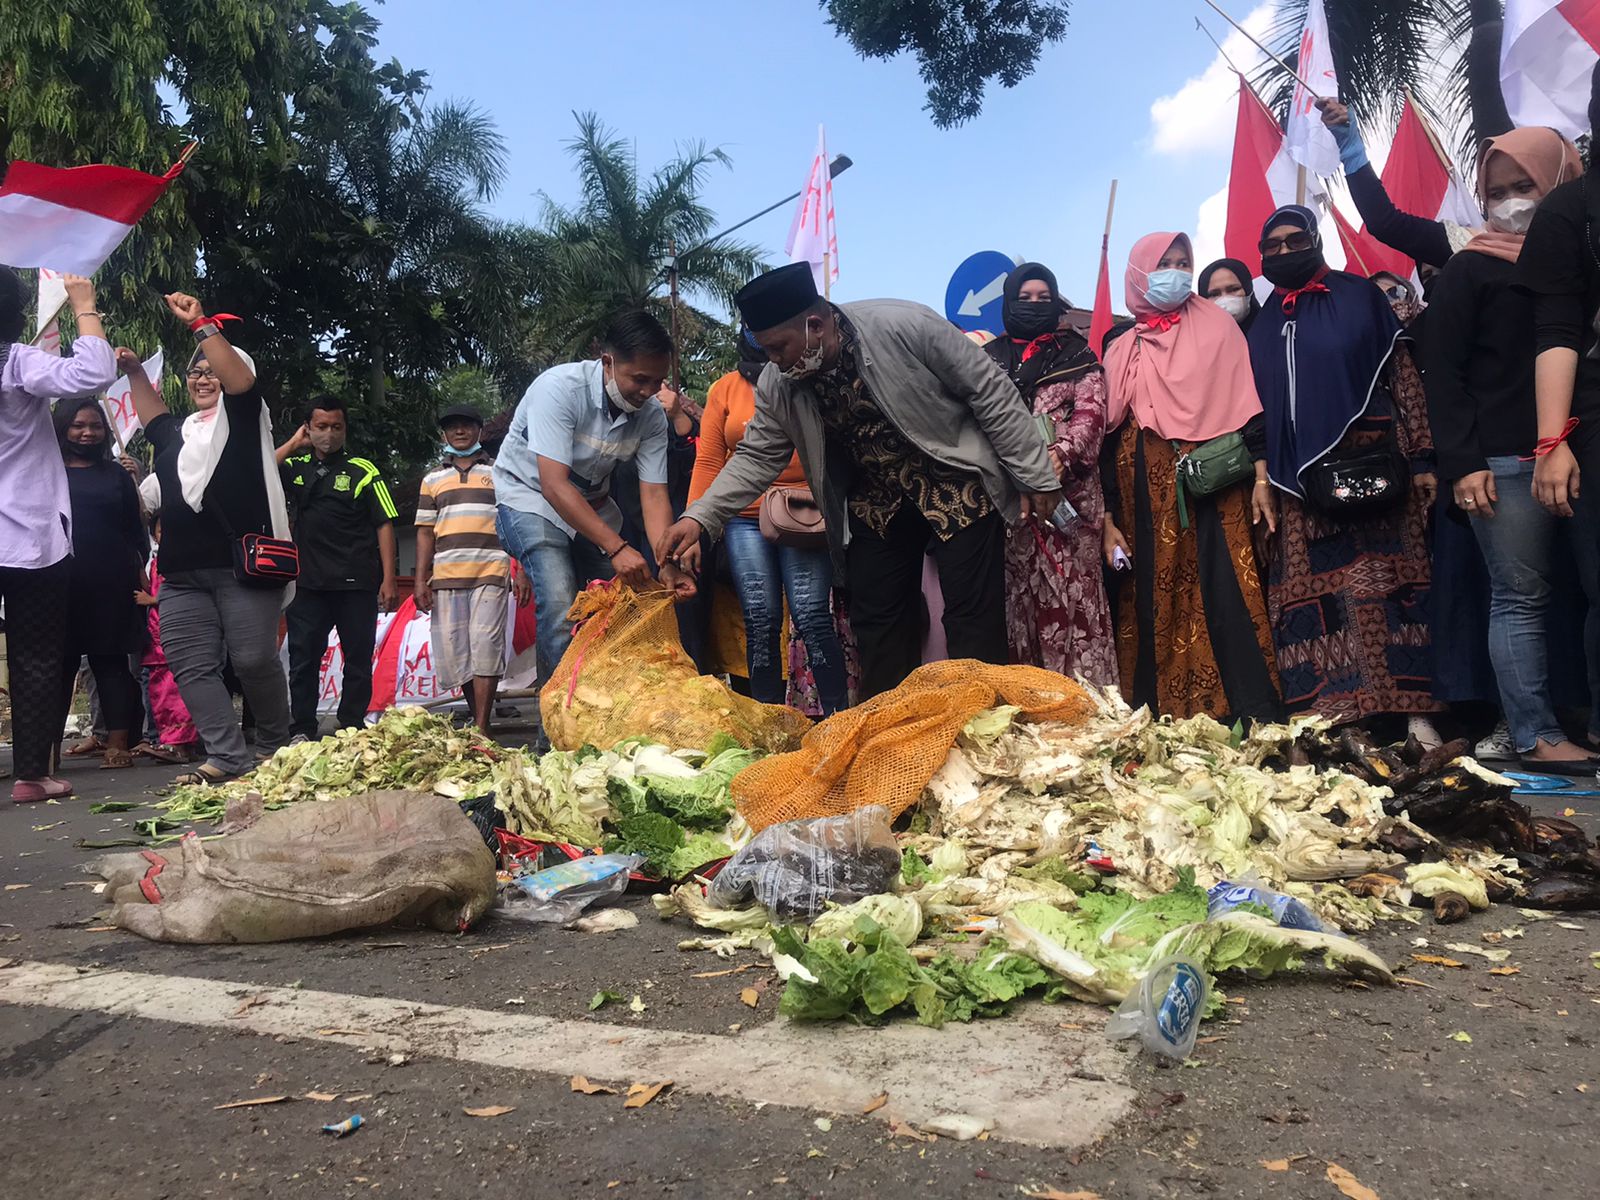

{"left": 445, "top": 440, "right": 482, "bottom": 457}
{"left": 1143, "top": 269, "right": 1193, "bottom": 312}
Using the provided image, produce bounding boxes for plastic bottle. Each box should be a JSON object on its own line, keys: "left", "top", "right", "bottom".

{"left": 1104, "top": 955, "right": 1210, "bottom": 1059}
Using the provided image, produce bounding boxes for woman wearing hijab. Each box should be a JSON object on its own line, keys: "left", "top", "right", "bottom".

{"left": 1199, "top": 258, "right": 1260, "bottom": 333}
{"left": 123, "top": 294, "right": 293, "bottom": 785}
{"left": 688, "top": 329, "right": 849, "bottom": 715}
{"left": 1101, "top": 232, "right": 1281, "bottom": 721}
{"left": 1426, "top": 128, "right": 1596, "bottom": 770}
{"left": 981, "top": 263, "right": 1116, "bottom": 683}
{"left": 1249, "top": 205, "right": 1441, "bottom": 736}
{"left": 52, "top": 398, "right": 149, "bottom": 771}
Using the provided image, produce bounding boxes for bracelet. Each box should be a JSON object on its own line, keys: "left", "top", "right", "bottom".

{"left": 607, "top": 543, "right": 628, "bottom": 559}
{"left": 1525, "top": 418, "right": 1580, "bottom": 461}
{"left": 75, "top": 310, "right": 103, "bottom": 320}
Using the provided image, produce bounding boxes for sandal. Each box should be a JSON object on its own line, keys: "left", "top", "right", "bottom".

{"left": 99, "top": 748, "right": 137, "bottom": 770}
{"left": 173, "top": 764, "right": 236, "bottom": 788}
{"left": 134, "top": 741, "right": 193, "bottom": 765}
{"left": 64, "top": 735, "right": 106, "bottom": 758}
{"left": 12, "top": 777, "right": 74, "bottom": 803}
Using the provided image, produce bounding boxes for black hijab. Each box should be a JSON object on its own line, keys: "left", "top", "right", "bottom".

{"left": 985, "top": 262, "right": 1097, "bottom": 401}
{"left": 1198, "top": 258, "right": 1261, "bottom": 333}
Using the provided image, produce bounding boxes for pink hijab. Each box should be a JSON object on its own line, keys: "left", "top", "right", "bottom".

{"left": 1463, "top": 128, "right": 1583, "bottom": 264}
{"left": 1103, "top": 232, "right": 1263, "bottom": 443}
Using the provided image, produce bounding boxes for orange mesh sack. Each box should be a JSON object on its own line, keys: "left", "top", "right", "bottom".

{"left": 732, "top": 660, "right": 1095, "bottom": 831}
{"left": 539, "top": 582, "right": 813, "bottom": 754}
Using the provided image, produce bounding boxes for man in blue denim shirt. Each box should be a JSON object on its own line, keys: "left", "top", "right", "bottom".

{"left": 494, "top": 311, "right": 697, "bottom": 715}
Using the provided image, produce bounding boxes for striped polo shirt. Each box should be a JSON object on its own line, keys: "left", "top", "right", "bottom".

{"left": 416, "top": 454, "right": 509, "bottom": 589}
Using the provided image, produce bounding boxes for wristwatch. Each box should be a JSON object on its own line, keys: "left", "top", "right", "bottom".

{"left": 191, "top": 319, "right": 221, "bottom": 342}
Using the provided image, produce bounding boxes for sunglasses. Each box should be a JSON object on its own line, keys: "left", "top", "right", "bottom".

{"left": 1381, "top": 285, "right": 1414, "bottom": 303}
{"left": 1259, "top": 231, "right": 1317, "bottom": 256}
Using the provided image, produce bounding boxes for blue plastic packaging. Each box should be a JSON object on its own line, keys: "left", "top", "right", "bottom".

{"left": 1206, "top": 880, "right": 1324, "bottom": 932}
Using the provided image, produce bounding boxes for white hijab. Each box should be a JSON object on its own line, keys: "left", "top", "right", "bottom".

{"left": 175, "top": 347, "right": 294, "bottom": 604}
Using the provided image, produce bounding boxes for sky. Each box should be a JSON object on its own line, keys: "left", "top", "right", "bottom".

{"left": 372, "top": 0, "right": 1288, "bottom": 316}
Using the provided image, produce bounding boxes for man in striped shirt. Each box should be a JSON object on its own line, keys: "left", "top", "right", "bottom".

{"left": 276, "top": 396, "right": 400, "bottom": 741}
{"left": 416, "top": 404, "right": 530, "bottom": 735}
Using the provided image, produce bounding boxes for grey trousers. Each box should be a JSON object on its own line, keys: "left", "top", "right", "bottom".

{"left": 159, "top": 568, "right": 290, "bottom": 776}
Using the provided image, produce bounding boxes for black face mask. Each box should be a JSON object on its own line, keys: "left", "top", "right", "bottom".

{"left": 1260, "top": 246, "right": 1324, "bottom": 291}
{"left": 1005, "top": 300, "right": 1059, "bottom": 341}
{"left": 65, "top": 441, "right": 102, "bottom": 459}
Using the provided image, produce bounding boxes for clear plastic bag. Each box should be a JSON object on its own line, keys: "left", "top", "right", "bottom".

{"left": 1105, "top": 955, "right": 1210, "bottom": 1060}
{"left": 1205, "top": 879, "right": 1324, "bottom": 931}
{"left": 708, "top": 805, "right": 899, "bottom": 921}
{"left": 494, "top": 853, "right": 644, "bottom": 924}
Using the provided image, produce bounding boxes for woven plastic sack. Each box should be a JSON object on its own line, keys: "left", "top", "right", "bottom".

{"left": 94, "top": 791, "right": 496, "bottom": 943}
{"left": 540, "top": 582, "right": 811, "bottom": 754}
{"left": 732, "top": 660, "right": 1096, "bottom": 831}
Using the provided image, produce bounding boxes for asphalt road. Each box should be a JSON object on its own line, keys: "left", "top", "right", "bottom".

{"left": 2, "top": 745, "right": 1597, "bottom": 1199}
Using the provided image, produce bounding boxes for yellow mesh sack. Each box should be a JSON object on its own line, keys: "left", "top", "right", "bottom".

{"left": 539, "top": 582, "right": 812, "bottom": 754}
{"left": 732, "top": 660, "right": 1095, "bottom": 831}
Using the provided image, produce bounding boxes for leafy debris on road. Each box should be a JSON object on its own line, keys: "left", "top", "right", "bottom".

{"left": 622, "top": 1081, "right": 671, "bottom": 1109}
{"left": 463, "top": 1105, "right": 515, "bottom": 1117}
{"left": 570, "top": 1076, "right": 615, "bottom": 1095}
{"left": 1326, "top": 1162, "right": 1380, "bottom": 1200}
{"left": 214, "top": 1095, "right": 289, "bottom": 1109}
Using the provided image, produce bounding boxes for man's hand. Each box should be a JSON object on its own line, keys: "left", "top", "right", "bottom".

{"left": 512, "top": 570, "right": 532, "bottom": 607}
{"left": 164, "top": 292, "right": 205, "bottom": 325}
{"left": 610, "top": 545, "right": 652, "bottom": 590}
{"left": 134, "top": 589, "right": 156, "bottom": 607}
{"left": 413, "top": 579, "right": 434, "bottom": 614}
{"left": 114, "top": 346, "right": 142, "bottom": 376}
{"left": 285, "top": 424, "right": 312, "bottom": 456}
{"left": 63, "top": 274, "right": 97, "bottom": 314}
{"left": 1534, "top": 443, "right": 1581, "bottom": 517}
{"left": 1316, "top": 97, "right": 1350, "bottom": 128}
{"left": 656, "top": 517, "right": 704, "bottom": 574}
{"left": 659, "top": 561, "right": 698, "bottom": 600}
{"left": 378, "top": 577, "right": 400, "bottom": 613}
{"left": 118, "top": 453, "right": 143, "bottom": 483}
{"left": 657, "top": 387, "right": 686, "bottom": 419}
{"left": 1412, "top": 472, "right": 1438, "bottom": 510}
{"left": 1018, "top": 490, "right": 1062, "bottom": 523}
{"left": 1047, "top": 446, "right": 1067, "bottom": 483}
{"left": 1453, "top": 470, "right": 1497, "bottom": 519}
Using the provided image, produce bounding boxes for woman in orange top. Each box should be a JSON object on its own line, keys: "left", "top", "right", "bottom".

{"left": 689, "top": 330, "right": 847, "bottom": 714}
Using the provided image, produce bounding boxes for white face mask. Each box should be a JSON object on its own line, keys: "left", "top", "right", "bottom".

{"left": 1212, "top": 294, "right": 1251, "bottom": 322}
{"left": 782, "top": 319, "right": 826, "bottom": 381}
{"left": 1489, "top": 197, "right": 1538, "bottom": 235}
{"left": 603, "top": 356, "right": 643, "bottom": 413}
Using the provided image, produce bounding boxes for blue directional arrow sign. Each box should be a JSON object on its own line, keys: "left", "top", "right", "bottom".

{"left": 944, "top": 250, "right": 1018, "bottom": 334}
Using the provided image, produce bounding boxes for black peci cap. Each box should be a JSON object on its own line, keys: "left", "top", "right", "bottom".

{"left": 735, "top": 262, "right": 820, "bottom": 333}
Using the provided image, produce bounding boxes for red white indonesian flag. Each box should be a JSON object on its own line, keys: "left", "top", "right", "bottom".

{"left": 1501, "top": 0, "right": 1600, "bottom": 138}
{"left": 786, "top": 125, "right": 839, "bottom": 292}
{"left": 0, "top": 158, "right": 186, "bottom": 276}
{"left": 1224, "top": 74, "right": 1329, "bottom": 267}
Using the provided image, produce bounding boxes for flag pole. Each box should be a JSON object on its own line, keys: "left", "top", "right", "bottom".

{"left": 1194, "top": 18, "right": 1246, "bottom": 76}
{"left": 100, "top": 397, "right": 126, "bottom": 455}
{"left": 1296, "top": 165, "right": 1307, "bottom": 206}
{"left": 1101, "top": 178, "right": 1118, "bottom": 250}
{"left": 1201, "top": 0, "right": 1322, "bottom": 98}
{"left": 822, "top": 253, "right": 831, "bottom": 301}
{"left": 1403, "top": 85, "right": 1457, "bottom": 174}
{"left": 667, "top": 237, "right": 681, "bottom": 394}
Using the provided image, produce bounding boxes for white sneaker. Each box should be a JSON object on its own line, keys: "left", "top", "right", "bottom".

{"left": 1474, "top": 721, "right": 1516, "bottom": 762}
{"left": 1407, "top": 715, "right": 1443, "bottom": 752}
{"left": 288, "top": 734, "right": 310, "bottom": 747}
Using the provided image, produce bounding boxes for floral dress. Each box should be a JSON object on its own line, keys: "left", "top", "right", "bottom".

{"left": 1003, "top": 370, "right": 1118, "bottom": 686}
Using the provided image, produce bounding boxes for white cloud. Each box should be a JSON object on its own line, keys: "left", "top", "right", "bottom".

{"left": 1148, "top": 3, "right": 1275, "bottom": 157}
{"left": 1190, "top": 185, "right": 1230, "bottom": 273}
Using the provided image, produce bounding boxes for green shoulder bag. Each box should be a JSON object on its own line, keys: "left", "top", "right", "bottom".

{"left": 1173, "top": 431, "right": 1253, "bottom": 531}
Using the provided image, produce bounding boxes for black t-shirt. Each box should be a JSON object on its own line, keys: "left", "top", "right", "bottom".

{"left": 280, "top": 450, "right": 396, "bottom": 590}
{"left": 1518, "top": 177, "right": 1600, "bottom": 453}
{"left": 1422, "top": 251, "right": 1537, "bottom": 479}
{"left": 145, "top": 384, "right": 273, "bottom": 574}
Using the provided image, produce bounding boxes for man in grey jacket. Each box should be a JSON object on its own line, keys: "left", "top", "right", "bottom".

{"left": 656, "top": 262, "right": 1062, "bottom": 699}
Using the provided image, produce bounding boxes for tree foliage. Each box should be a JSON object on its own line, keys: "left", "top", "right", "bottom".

{"left": 824, "top": 0, "right": 1072, "bottom": 128}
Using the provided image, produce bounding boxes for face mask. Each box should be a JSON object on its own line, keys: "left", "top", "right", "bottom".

{"left": 1143, "top": 269, "right": 1192, "bottom": 312}
{"left": 782, "top": 319, "right": 826, "bottom": 381}
{"left": 1489, "top": 197, "right": 1537, "bottom": 235}
{"left": 309, "top": 430, "right": 344, "bottom": 456}
{"left": 1006, "top": 300, "right": 1059, "bottom": 341}
{"left": 602, "top": 357, "right": 643, "bottom": 413}
{"left": 1261, "top": 246, "right": 1324, "bottom": 290}
{"left": 1212, "top": 294, "right": 1251, "bottom": 322}
{"left": 444, "top": 439, "right": 482, "bottom": 457}
{"left": 65, "top": 440, "right": 101, "bottom": 459}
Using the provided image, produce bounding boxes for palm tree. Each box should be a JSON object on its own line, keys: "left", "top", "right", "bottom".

{"left": 1252, "top": 0, "right": 1506, "bottom": 170}
{"left": 533, "top": 112, "right": 766, "bottom": 384}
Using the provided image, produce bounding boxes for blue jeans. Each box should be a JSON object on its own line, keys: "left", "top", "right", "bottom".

{"left": 1471, "top": 457, "right": 1569, "bottom": 753}
{"left": 495, "top": 506, "right": 613, "bottom": 697}
{"left": 722, "top": 516, "right": 847, "bottom": 715}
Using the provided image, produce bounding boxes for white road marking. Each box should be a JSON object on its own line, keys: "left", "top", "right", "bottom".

{"left": 0, "top": 960, "right": 1134, "bottom": 1148}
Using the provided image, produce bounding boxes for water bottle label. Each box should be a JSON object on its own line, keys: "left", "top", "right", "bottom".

{"left": 1154, "top": 962, "right": 1205, "bottom": 1049}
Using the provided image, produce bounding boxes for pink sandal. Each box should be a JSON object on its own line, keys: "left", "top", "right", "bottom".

{"left": 11, "top": 777, "right": 74, "bottom": 804}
